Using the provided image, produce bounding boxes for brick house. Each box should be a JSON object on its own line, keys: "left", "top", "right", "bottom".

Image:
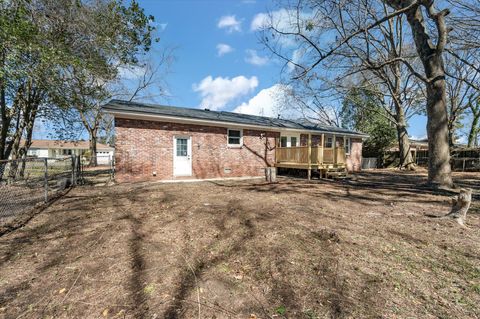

{"left": 103, "top": 100, "right": 367, "bottom": 182}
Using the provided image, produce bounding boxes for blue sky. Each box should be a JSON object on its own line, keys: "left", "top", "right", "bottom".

{"left": 139, "top": 0, "right": 285, "bottom": 112}
{"left": 138, "top": 0, "right": 428, "bottom": 138}
{"left": 34, "top": 0, "right": 429, "bottom": 140}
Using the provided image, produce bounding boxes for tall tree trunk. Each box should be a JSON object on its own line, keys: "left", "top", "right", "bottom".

{"left": 447, "top": 99, "right": 458, "bottom": 149}
{"left": 398, "top": 1, "right": 453, "bottom": 187}
{"left": 467, "top": 116, "right": 479, "bottom": 148}
{"left": 18, "top": 107, "right": 37, "bottom": 177}
{"left": 424, "top": 73, "right": 452, "bottom": 187}
{"left": 394, "top": 98, "right": 415, "bottom": 170}
{"left": 467, "top": 104, "right": 480, "bottom": 148}
{"left": 0, "top": 48, "right": 8, "bottom": 160}
{"left": 447, "top": 124, "right": 455, "bottom": 148}
{"left": 89, "top": 129, "right": 98, "bottom": 167}
{"left": 396, "top": 122, "right": 415, "bottom": 170}
{"left": 0, "top": 92, "right": 9, "bottom": 160}
{"left": 8, "top": 82, "right": 42, "bottom": 179}
{"left": 390, "top": 58, "right": 416, "bottom": 170}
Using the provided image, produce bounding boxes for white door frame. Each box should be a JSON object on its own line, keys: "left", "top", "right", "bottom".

{"left": 173, "top": 136, "right": 192, "bottom": 177}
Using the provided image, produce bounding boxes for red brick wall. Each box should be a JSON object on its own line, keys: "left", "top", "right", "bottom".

{"left": 115, "top": 118, "right": 279, "bottom": 182}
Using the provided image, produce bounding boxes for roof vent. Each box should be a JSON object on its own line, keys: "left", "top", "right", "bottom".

{"left": 277, "top": 114, "right": 281, "bottom": 119}
{"left": 204, "top": 108, "right": 210, "bottom": 111}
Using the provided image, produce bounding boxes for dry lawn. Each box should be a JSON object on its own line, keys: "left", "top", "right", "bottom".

{"left": 0, "top": 170, "right": 479, "bottom": 319}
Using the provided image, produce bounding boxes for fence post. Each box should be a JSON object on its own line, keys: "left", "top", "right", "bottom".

{"left": 78, "top": 156, "right": 83, "bottom": 184}
{"left": 44, "top": 158, "right": 48, "bottom": 203}
{"left": 71, "top": 155, "right": 76, "bottom": 186}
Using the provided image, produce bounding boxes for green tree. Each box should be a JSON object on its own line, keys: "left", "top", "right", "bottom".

{"left": 341, "top": 88, "right": 397, "bottom": 159}
{"left": 0, "top": 0, "right": 159, "bottom": 168}
{"left": 50, "top": 0, "right": 161, "bottom": 166}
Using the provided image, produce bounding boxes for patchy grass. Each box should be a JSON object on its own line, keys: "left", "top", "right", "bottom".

{"left": 0, "top": 170, "right": 479, "bottom": 318}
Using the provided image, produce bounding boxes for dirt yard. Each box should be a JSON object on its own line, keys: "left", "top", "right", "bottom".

{"left": 0, "top": 170, "right": 479, "bottom": 319}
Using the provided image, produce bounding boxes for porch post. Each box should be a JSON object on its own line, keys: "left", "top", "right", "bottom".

{"left": 275, "top": 136, "right": 278, "bottom": 165}
{"left": 333, "top": 134, "right": 337, "bottom": 165}
{"left": 343, "top": 135, "right": 346, "bottom": 164}
{"left": 320, "top": 133, "right": 324, "bottom": 165}
{"left": 307, "top": 133, "right": 312, "bottom": 180}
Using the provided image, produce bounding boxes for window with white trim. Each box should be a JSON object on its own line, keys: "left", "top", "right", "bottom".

{"left": 290, "top": 136, "right": 297, "bottom": 147}
{"left": 345, "top": 138, "right": 351, "bottom": 154}
{"left": 279, "top": 134, "right": 300, "bottom": 147}
{"left": 227, "top": 129, "right": 242, "bottom": 146}
{"left": 325, "top": 137, "right": 333, "bottom": 148}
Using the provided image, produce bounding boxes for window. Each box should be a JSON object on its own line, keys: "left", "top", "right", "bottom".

{"left": 280, "top": 135, "right": 299, "bottom": 147}
{"left": 227, "top": 129, "right": 242, "bottom": 146}
{"left": 176, "top": 138, "right": 188, "bottom": 156}
{"left": 325, "top": 137, "right": 333, "bottom": 148}
{"left": 290, "top": 137, "right": 297, "bottom": 147}
{"left": 345, "top": 138, "right": 351, "bottom": 154}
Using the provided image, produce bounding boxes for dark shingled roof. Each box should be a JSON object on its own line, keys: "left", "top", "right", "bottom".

{"left": 103, "top": 99, "right": 367, "bottom": 137}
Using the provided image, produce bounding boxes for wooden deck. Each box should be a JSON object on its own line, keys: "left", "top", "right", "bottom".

{"left": 274, "top": 134, "right": 348, "bottom": 179}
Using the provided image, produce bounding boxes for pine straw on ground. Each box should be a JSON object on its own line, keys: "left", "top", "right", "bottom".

{"left": 0, "top": 170, "right": 479, "bottom": 319}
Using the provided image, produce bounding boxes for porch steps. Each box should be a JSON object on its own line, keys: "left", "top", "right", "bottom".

{"left": 324, "top": 167, "right": 348, "bottom": 180}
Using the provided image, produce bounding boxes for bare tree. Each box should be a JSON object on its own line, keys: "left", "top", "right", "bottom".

{"left": 259, "top": 0, "right": 461, "bottom": 186}
{"left": 51, "top": 50, "right": 174, "bottom": 167}
{"left": 466, "top": 97, "right": 480, "bottom": 147}
{"left": 444, "top": 53, "right": 478, "bottom": 148}
{"left": 284, "top": 80, "right": 341, "bottom": 127}
{"left": 381, "top": 0, "right": 455, "bottom": 186}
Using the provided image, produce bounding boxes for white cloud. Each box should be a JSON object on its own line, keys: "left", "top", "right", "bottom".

{"left": 216, "top": 43, "right": 234, "bottom": 56}
{"left": 217, "top": 15, "right": 242, "bottom": 33}
{"left": 409, "top": 135, "right": 428, "bottom": 141}
{"left": 251, "top": 9, "right": 295, "bottom": 31}
{"left": 250, "top": 9, "right": 316, "bottom": 47}
{"left": 245, "top": 49, "right": 269, "bottom": 66}
{"left": 250, "top": 12, "right": 269, "bottom": 31}
{"left": 193, "top": 75, "right": 258, "bottom": 110}
{"left": 234, "top": 84, "right": 291, "bottom": 117}
{"left": 287, "top": 48, "right": 306, "bottom": 72}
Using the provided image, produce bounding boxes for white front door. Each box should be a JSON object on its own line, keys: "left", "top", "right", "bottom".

{"left": 173, "top": 136, "right": 192, "bottom": 176}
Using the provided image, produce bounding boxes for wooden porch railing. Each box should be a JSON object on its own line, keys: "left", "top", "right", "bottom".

{"left": 276, "top": 146, "right": 346, "bottom": 165}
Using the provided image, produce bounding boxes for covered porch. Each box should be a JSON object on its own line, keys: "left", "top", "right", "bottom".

{"left": 275, "top": 133, "right": 349, "bottom": 179}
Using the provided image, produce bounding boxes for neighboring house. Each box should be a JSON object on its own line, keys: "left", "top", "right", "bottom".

{"left": 103, "top": 100, "right": 368, "bottom": 182}
{"left": 388, "top": 138, "right": 429, "bottom": 153}
{"left": 26, "top": 140, "right": 114, "bottom": 164}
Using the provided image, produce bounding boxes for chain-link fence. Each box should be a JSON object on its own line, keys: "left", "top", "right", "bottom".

{"left": 414, "top": 156, "right": 480, "bottom": 171}
{"left": 0, "top": 156, "right": 81, "bottom": 225}
{"left": 451, "top": 157, "right": 480, "bottom": 171}
{"left": 80, "top": 155, "right": 114, "bottom": 185}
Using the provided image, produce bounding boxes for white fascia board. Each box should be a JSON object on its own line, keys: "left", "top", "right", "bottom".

{"left": 107, "top": 109, "right": 368, "bottom": 139}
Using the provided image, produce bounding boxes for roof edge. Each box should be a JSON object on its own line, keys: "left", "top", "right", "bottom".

{"left": 103, "top": 100, "right": 369, "bottom": 138}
